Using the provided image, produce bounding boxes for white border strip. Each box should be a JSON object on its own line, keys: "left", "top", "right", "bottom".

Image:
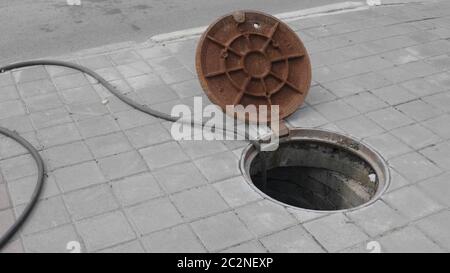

{"left": 150, "top": 1, "right": 368, "bottom": 43}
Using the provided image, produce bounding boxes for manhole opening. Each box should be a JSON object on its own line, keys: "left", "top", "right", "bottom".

{"left": 241, "top": 129, "right": 389, "bottom": 212}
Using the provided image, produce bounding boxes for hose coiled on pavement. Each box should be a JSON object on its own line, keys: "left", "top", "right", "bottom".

{"left": 0, "top": 60, "right": 261, "bottom": 250}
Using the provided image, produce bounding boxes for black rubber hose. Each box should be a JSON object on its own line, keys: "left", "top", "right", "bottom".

{"left": 0, "top": 60, "right": 262, "bottom": 250}
{"left": 0, "top": 60, "right": 260, "bottom": 148}
{"left": 0, "top": 127, "right": 45, "bottom": 250}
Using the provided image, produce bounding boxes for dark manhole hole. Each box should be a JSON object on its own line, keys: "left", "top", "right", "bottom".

{"left": 240, "top": 129, "right": 390, "bottom": 212}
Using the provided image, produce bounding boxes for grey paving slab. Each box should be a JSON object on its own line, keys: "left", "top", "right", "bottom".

{"left": 37, "top": 123, "right": 82, "bottom": 148}
{"left": 53, "top": 161, "right": 106, "bottom": 192}
{"left": 336, "top": 115, "right": 385, "bottom": 139}
{"left": 221, "top": 240, "right": 267, "bottom": 253}
{"left": 172, "top": 185, "right": 229, "bottom": 221}
{"left": 12, "top": 67, "right": 49, "bottom": 84}
{"left": 124, "top": 123, "right": 172, "bottom": 149}
{"left": 304, "top": 213, "right": 369, "bottom": 252}
{"left": 152, "top": 162, "right": 207, "bottom": 194}
{"left": 77, "top": 115, "right": 120, "bottom": 139}
{"left": 99, "top": 240, "right": 145, "bottom": 253}
{"left": 111, "top": 172, "right": 163, "bottom": 207}
{"left": 142, "top": 224, "right": 205, "bottom": 253}
{"left": 422, "top": 114, "right": 450, "bottom": 139}
{"left": 7, "top": 175, "right": 59, "bottom": 206}
{"left": 378, "top": 226, "right": 444, "bottom": 253}
{"left": 383, "top": 185, "right": 443, "bottom": 221}
{"left": 126, "top": 197, "right": 183, "bottom": 235}
{"left": 0, "top": 100, "right": 26, "bottom": 120}
{"left": 76, "top": 210, "right": 136, "bottom": 252}
{"left": 29, "top": 107, "right": 72, "bottom": 130}
{"left": 236, "top": 200, "right": 296, "bottom": 237}
{"left": 85, "top": 132, "right": 133, "bottom": 158}
{"left": 52, "top": 73, "right": 90, "bottom": 91}
{"left": 22, "top": 224, "right": 80, "bottom": 253}
{"left": 191, "top": 211, "right": 253, "bottom": 252}
{"left": 214, "top": 176, "right": 262, "bottom": 208}
{"left": 0, "top": 209, "right": 15, "bottom": 237}
{"left": 260, "top": 226, "right": 324, "bottom": 253}
{"left": 17, "top": 79, "right": 56, "bottom": 98}
{"left": 98, "top": 150, "right": 148, "bottom": 180}
{"left": 314, "top": 100, "right": 359, "bottom": 122}
{"left": 415, "top": 210, "right": 450, "bottom": 251}
{"left": 15, "top": 196, "right": 71, "bottom": 235}
{"left": 342, "top": 91, "right": 388, "bottom": 113}
{"left": 0, "top": 85, "right": 19, "bottom": 102}
{"left": 286, "top": 106, "right": 328, "bottom": 128}
{"left": 364, "top": 132, "right": 412, "bottom": 160}
{"left": 0, "top": 154, "right": 38, "bottom": 181}
{"left": 140, "top": 141, "right": 189, "bottom": 170}
{"left": 346, "top": 200, "right": 407, "bottom": 237}
{"left": 194, "top": 151, "right": 241, "bottom": 182}
{"left": 421, "top": 141, "right": 450, "bottom": 171}
{"left": 43, "top": 141, "right": 93, "bottom": 170}
{"left": 63, "top": 184, "right": 119, "bottom": 220}
{"left": 366, "top": 107, "right": 414, "bottom": 131}
{"left": 390, "top": 123, "right": 440, "bottom": 150}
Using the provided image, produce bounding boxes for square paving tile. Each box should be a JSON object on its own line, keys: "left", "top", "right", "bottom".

{"left": 391, "top": 123, "right": 440, "bottom": 149}
{"left": 140, "top": 141, "right": 189, "bottom": 170}
{"left": 53, "top": 161, "right": 106, "bottom": 192}
{"left": 314, "top": 100, "right": 359, "bottom": 122}
{"left": 346, "top": 200, "right": 407, "bottom": 237}
{"left": 214, "top": 176, "right": 262, "bottom": 207}
{"left": 86, "top": 132, "right": 133, "bottom": 158}
{"left": 43, "top": 141, "right": 93, "bottom": 170}
{"left": 63, "top": 184, "right": 119, "bottom": 220}
{"left": 194, "top": 151, "right": 240, "bottom": 182}
{"left": 260, "top": 226, "right": 324, "bottom": 253}
{"left": 389, "top": 152, "right": 442, "bottom": 183}
{"left": 378, "top": 226, "right": 443, "bottom": 253}
{"left": 97, "top": 150, "right": 148, "bottom": 180}
{"left": 191, "top": 211, "right": 253, "bottom": 252}
{"left": 236, "top": 200, "right": 297, "bottom": 236}
{"left": 152, "top": 162, "right": 207, "bottom": 194}
{"left": 371, "top": 85, "right": 417, "bottom": 105}
{"left": 112, "top": 172, "right": 163, "bottom": 207}
{"left": 366, "top": 107, "right": 414, "bottom": 130}
{"left": 23, "top": 224, "right": 80, "bottom": 253}
{"left": 364, "top": 132, "right": 412, "bottom": 159}
{"left": 420, "top": 141, "right": 450, "bottom": 171}
{"left": 416, "top": 210, "right": 450, "bottom": 251}
{"left": 304, "top": 213, "right": 369, "bottom": 252}
{"left": 76, "top": 210, "right": 135, "bottom": 252}
{"left": 172, "top": 185, "right": 229, "bottom": 220}
{"left": 383, "top": 185, "right": 443, "bottom": 220}
{"left": 126, "top": 197, "right": 183, "bottom": 235}
{"left": 142, "top": 225, "right": 205, "bottom": 253}
{"left": 396, "top": 99, "right": 443, "bottom": 121}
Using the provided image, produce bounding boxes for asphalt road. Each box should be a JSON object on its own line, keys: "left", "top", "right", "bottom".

{"left": 0, "top": 0, "right": 342, "bottom": 63}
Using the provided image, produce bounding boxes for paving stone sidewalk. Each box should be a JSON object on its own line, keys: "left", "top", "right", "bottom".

{"left": 1, "top": 0, "right": 450, "bottom": 253}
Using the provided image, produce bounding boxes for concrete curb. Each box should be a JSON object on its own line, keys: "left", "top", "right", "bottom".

{"left": 149, "top": 1, "right": 369, "bottom": 43}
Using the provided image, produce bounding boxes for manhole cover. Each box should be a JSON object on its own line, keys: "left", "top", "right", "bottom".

{"left": 240, "top": 129, "right": 390, "bottom": 212}
{"left": 196, "top": 11, "right": 311, "bottom": 122}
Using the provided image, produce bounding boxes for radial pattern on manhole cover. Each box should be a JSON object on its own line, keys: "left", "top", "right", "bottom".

{"left": 196, "top": 11, "right": 311, "bottom": 122}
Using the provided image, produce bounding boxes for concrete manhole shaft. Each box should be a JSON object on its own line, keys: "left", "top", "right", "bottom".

{"left": 240, "top": 129, "right": 390, "bottom": 212}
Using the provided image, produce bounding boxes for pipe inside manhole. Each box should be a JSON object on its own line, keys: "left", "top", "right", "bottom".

{"left": 240, "top": 129, "right": 390, "bottom": 212}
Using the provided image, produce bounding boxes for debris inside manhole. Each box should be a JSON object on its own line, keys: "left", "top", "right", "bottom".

{"left": 241, "top": 129, "right": 389, "bottom": 212}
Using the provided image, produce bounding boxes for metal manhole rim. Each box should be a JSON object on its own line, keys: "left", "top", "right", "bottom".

{"left": 238, "top": 128, "right": 391, "bottom": 213}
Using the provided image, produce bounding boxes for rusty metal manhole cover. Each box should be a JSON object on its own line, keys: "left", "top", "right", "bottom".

{"left": 196, "top": 10, "right": 311, "bottom": 122}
